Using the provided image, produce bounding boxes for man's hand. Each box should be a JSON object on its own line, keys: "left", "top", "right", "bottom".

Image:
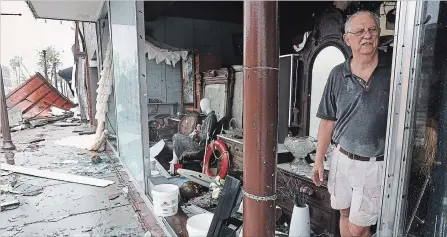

{"left": 312, "top": 160, "right": 324, "bottom": 186}
{"left": 312, "top": 119, "right": 334, "bottom": 186}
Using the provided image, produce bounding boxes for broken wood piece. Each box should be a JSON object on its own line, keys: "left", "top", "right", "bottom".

{"left": 79, "top": 131, "right": 95, "bottom": 135}
{"left": 1, "top": 171, "right": 12, "bottom": 176}
{"left": 1, "top": 164, "right": 114, "bottom": 187}
{"left": 22, "top": 188, "right": 43, "bottom": 196}
{"left": 52, "top": 122, "right": 81, "bottom": 127}
{"left": 11, "top": 124, "right": 28, "bottom": 132}
{"left": 0, "top": 184, "right": 12, "bottom": 194}
{"left": 9, "top": 190, "right": 22, "bottom": 195}
{"left": 29, "top": 116, "right": 68, "bottom": 128}
{"left": 91, "top": 155, "right": 102, "bottom": 164}
{"left": 29, "top": 138, "right": 45, "bottom": 144}
{"left": 109, "top": 193, "right": 120, "bottom": 200}
{"left": 29, "top": 119, "right": 49, "bottom": 127}
{"left": 1, "top": 200, "right": 20, "bottom": 211}
{"left": 88, "top": 151, "right": 102, "bottom": 164}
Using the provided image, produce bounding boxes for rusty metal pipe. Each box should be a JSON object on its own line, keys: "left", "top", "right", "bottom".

{"left": 0, "top": 68, "right": 16, "bottom": 151}
{"left": 243, "top": 1, "right": 278, "bottom": 236}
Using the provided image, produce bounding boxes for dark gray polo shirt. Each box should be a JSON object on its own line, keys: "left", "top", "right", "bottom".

{"left": 316, "top": 50, "right": 392, "bottom": 157}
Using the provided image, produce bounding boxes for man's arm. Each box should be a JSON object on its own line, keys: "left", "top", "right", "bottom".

{"left": 312, "top": 119, "right": 335, "bottom": 186}
{"left": 312, "top": 68, "right": 337, "bottom": 186}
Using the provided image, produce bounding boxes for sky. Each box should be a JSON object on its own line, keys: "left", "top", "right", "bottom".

{"left": 0, "top": 1, "right": 75, "bottom": 78}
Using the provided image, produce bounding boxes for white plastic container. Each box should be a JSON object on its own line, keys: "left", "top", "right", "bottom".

{"left": 288, "top": 204, "right": 310, "bottom": 237}
{"left": 186, "top": 213, "right": 214, "bottom": 237}
{"left": 153, "top": 204, "right": 179, "bottom": 217}
{"left": 152, "top": 184, "right": 179, "bottom": 216}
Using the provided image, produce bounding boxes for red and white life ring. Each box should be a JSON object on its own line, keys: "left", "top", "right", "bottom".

{"left": 203, "top": 140, "right": 230, "bottom": 179}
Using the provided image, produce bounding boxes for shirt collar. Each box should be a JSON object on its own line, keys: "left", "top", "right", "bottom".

{"left": 342, "top": 50, "right": 388, "bottom": 77}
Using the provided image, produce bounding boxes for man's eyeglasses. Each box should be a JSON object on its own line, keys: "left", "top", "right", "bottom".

{"left": 346, "top": 27, "right": 379, "bottom": 37}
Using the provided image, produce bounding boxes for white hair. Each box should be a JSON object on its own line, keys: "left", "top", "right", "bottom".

{"left": 344, "top": 11, "right": 380, "bottom": 33}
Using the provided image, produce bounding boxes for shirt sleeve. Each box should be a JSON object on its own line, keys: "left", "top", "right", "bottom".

{"left": 316, "top": 69, "right": 337, "bottom": 121}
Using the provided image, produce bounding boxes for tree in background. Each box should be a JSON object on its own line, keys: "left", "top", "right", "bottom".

{"left": 9, "top": 56, "right": 30, "bottom": 86}
{"left": 37, "top": 46, "right": 62, "bottom": 88}
{"left": 9, "top": 56, "right": 22, "bottom": 70}
{"left": 9, "top": 56, "right": 23, "bottom": 84}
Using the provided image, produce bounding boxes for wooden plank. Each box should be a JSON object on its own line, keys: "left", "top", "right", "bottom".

{"left": 1, "top": 200, "right": 20, "bottom": 211}
{"left": 1, "top": 164, "right": 114, "bottom": 187}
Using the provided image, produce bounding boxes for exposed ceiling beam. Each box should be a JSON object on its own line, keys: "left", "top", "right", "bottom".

{"left": 159, "top": 1, "right": 243, "bottom": 24}
{"left": 144, "top": 1, "right": 176, "bottom": 22}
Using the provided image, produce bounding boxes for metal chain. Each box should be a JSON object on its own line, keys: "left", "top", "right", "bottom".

{"left": 243, "top": 189, "right": 277, "bottom": 202}
{"left": 243, "top": 66, "right": 279, "bottom": 71}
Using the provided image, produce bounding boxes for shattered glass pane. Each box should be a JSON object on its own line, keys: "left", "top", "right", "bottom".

{"left": 404, "top": 2, "right": 447, "bottom": 236}
{"left": 109, "top": 1, "right": 145, "bottom": 188}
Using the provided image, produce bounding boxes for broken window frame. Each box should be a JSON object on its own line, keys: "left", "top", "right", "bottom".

{"left": 74, "top": 21, "right": 87, "bottom": 58}
{"left": 378, "top": 1, "right": 425, "bottom": 236}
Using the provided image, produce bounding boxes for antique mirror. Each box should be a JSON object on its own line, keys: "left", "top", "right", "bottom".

{"left": 296, "top": 8, "right": 351, "bottom": 139}
{"left": 309, "top": 46, "right": 345, "bottom": 138}
{"left": 202, "top": 68, "right": 234, "bottom": 121}
{"left": 181, "top": 53, "right": 195, "bottom": 109}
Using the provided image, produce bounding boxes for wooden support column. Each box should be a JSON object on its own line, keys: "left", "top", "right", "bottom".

{"left": 243, "top": 1, "right": 279, "bottom": 236}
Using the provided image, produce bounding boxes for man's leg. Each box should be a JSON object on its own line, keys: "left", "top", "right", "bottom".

{"left": 340, "top": 208, "right": 372, "bottom": 237}
{"left": 328, "top": 149, "right": 354, "bottom": 237}
{"left": 340, "top": 208, "right": 352, "bottom": 237}
{"left": 348, "top": 160, "right": 384, "bottom": 237}
{"left": 348, "top": 222, "right": 371, "bottom": 237}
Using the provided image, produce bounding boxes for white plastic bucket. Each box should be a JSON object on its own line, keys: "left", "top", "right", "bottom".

{"left": 152, "top": 184, "right": 179, "bottom": 216}
{"left": 153, "top": 204, "right": 178, "bottom": 217}
{"left": 186, "top": 213, "right": 214, "bottom": 237}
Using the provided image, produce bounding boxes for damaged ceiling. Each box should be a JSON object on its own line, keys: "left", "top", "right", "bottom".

{"left": 26, "top": 0, "right": 104, "bottom": 22}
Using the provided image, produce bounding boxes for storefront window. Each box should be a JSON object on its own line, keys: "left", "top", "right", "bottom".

{"left": 404, "top": 1, "right": 447, "bottom": 236}
{"left": 109, "top": 1, "right": 147, "bottom": 189}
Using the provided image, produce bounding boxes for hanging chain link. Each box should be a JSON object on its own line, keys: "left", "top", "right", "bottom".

{"left": 243, "top": 189, "right": 277, "bottom": 202}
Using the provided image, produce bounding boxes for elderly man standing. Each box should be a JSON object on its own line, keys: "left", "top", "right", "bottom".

{"left": 311, "top": 11, "right": 391, "bottom": 237}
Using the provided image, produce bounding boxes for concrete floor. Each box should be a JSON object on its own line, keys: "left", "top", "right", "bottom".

{"left": 0, "top": 122, "right": 164, "bottom": 237}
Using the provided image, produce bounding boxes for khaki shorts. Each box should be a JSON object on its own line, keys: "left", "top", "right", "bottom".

{"left": 327, "top": 146, "right": 384, "bottom": 227}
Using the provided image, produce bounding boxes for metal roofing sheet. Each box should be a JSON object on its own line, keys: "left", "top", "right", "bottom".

{"left": 6, "top": 73, "right": 76, "bottom": 120}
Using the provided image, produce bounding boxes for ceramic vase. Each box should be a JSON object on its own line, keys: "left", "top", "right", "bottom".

{"left": 288, "top": 204, "right": 310, "bottom": 237}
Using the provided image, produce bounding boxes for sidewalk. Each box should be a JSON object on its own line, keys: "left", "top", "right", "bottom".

{"left": 0, "top": 122, "right": 164, "bottom": 237}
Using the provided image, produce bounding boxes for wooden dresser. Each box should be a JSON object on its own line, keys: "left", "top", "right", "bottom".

{"left": 217, "top": 134, "right": 339, "bottom": 236}
{"left": 217, "top": 134, "right": 244, "bottom": 171}
{"left": 276, "top": 163, "right": 339, "bottom": 236}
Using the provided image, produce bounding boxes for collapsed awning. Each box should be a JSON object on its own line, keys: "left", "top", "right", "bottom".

{"left": 26, "top": 1, "right": 104, "bottom": 22}
{"left": 58, "top": 67, "right": 73, "bottom": 83}
{"left": 57, "top": 67, "right": 75, "bottom": 97}
{"left": 6, "top": 73, "right": 76, "bottom": 120}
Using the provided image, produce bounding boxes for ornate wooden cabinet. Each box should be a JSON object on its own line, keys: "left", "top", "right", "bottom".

{"left": 202, "top": 68, "right": 235, "bottom": 121}
{"left": 181, "top": 52, "right": 222, "bottom": 112}
{"left": 289, "top": 8, "right": 351, "bottom": 138}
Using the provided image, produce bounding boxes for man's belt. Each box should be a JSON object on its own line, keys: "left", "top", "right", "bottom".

{"left": 339, "top": 147, "right": 384, "bottom": 162}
